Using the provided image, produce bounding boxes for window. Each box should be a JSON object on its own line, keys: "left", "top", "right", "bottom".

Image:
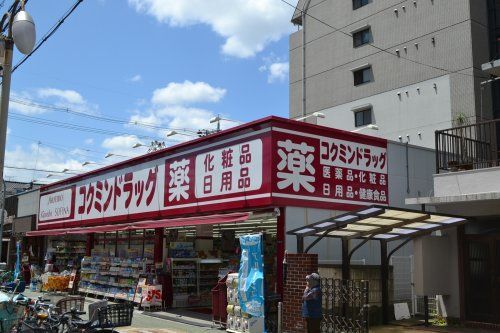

{"left": 353, "top": 0, "right": 369, "bottom": 10}
{"left": 354, "top": 108, "right": 372, "bottom": 127}
{"left": 353, "top": 66, "right": 373, "bottom": 86}
{"left": 353, "top": 28, "right": 371, "bottom": 48}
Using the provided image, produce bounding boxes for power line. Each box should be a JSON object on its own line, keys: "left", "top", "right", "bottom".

{"left": 9, "top": 133, "right": 106, "bottom": 155}
{"left": 8, "top": 112, "right": 173, "bottom": 142}
{"left": 9, "top": 133, "right": 107, "bottom": 159}
{"left": 281, "top": 0, "right": 489, "bottom": 80}
{"left": 290, "top": 0, "right": 418, "bottom": 51}
{"left": 10, "top": 97, "right": 199, "bottom": 133}
{"left": 4, "top": 165, "right": 78, "bottom": 174}
{"left": 1, "top": 0, "right": 29, "bottom": 33}
{"left": 11, "top": 0, "right": 85, "bottom": 74}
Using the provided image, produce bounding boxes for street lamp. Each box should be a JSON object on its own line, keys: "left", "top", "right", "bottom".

{"left": 0, "top": 1, "right": 36, "bottom": 264}
{"left": 209, "top": 114, "right": 242, "bottom": 132}
{"left": 61, "top": 168, "right": 80, "bottom": 174}
{"left": 82, "top": 161, "right": 104, "bottom": 167}
{"left": 104, "top": 152, "right": 129, "bottom": 159}
{"left": 351, "top": 124, "right": 379, "bottom": 133}
{"left": 166, "top": 130, "right": 197, "bottom": 138}
{"left": 132, "top": 141, "right": 166, "bottom": 153}
{"left": 295, "top": 112, "right": 325, "bottom": 122}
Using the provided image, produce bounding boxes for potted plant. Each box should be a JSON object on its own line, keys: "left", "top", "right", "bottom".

{"left": 452, "top": 113, "right": 473, "bottom": 170}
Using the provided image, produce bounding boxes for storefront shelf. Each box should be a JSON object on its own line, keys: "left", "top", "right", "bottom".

{"left": 100, "top": 272, "right": 141, "bottom": 278}
{"left": 199, "top": 259, "right": 223, "bottom": 264}
{"left": 81, "top": 279, "right": 135, "bottom": 288}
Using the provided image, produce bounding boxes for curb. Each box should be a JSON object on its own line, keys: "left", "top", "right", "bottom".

{"left": 139, "top": 311, "right": 218, "bottom": 329}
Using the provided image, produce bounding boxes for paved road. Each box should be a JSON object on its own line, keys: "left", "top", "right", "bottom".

{"left": 119, "top": 311, "right": 222, "bottom": 333}
{"left": 20, "top": 290, "right": 222, "bottom": 333}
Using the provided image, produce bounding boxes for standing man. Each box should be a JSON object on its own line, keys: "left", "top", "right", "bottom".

{"left": 302, "top": 273, "right": 322, "bottom": 332}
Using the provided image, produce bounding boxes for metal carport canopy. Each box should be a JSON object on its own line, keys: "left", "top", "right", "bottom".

{"left": 287, "top": 205, "right": 467, "bottom": 249}
{"left": 287, "top": 205, "right": 468, "bottom": 324}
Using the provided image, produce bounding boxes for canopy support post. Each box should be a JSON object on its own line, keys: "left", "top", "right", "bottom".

{"left": 380, "top": 240, "right": 389, "bottom": 324}
{"left": 342, "top": 238, "right": 350, "bottom": 280}
{"left": 154, "top": 228, "right": 163, "bottom": 263}
{"left": 297, "top": 236, "right": 304, "bottom": 254}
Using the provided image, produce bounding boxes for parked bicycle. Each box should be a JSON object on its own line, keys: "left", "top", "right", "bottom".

{"left": 44, "top": 303, "right": 134, "bottom": 333}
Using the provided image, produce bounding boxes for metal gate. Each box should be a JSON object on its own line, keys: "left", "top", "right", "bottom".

{"left": 321, "top": 279, "right": 369, "bottom": 333}
{"left": 391, "top": 255, "right": 414, "bottom": 313}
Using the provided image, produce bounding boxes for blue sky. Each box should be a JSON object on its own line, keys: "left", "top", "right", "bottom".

{"left": 4, "top": 0, "right": 298, "bottom": 183}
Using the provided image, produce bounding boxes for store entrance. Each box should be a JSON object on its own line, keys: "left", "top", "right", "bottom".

{"left": 163, "top": 212, "right": 278, "bottom": 315}
{"left": 464, "top": 234, "right": 500, "bottom": 323}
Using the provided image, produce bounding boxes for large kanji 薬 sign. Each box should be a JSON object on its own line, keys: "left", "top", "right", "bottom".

{"left": 271, "top": 127, "right": 388, "bottom": 207}
{"left": 38, "top": 117, "right": 388, "bottom": 230}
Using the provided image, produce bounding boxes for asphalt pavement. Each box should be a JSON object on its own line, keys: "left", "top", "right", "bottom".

{"left": 19, "top": 290, "right": 223, "bottom": 333}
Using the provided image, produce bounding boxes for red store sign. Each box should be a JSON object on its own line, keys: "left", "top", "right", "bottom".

{"left": 38, "top": 117, "right": 388, "bottom": 230}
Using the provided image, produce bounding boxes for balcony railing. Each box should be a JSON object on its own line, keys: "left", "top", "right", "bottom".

{"left": 435, "top": 119, "right": 500, "bottom": 173}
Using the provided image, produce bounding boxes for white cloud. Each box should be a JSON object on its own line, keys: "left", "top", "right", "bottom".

{"left": 10, "top": 88, "right": 98, "bottom": 115}
{"left": 128, "top": 0, "right": 297, "bottom": 58}
{"left": 259, "top": 53, "right": 289, "bottom": 83}
{"left": 129, "top": 74, "right": 142, "bottom": 82}
{"left": 267, "top": 62, "right": 289, "bottom": 83}
{"left": 125, "top": 80, "right": 235, "bottom": 143}
{"left": 152, "top": 81, "right": 226, "bottom": 106}
{"left": 4, "top": 144, "right": 86, "bottom": 183}
{"left": 158, "top": 105, "right": 214, "bottom": 131}
{"left": 38, "top": 87, "right": 99, "bottom": 115}
{"left": 38, "top": 88, "right": 85, "bottom": 105}
{"left": 10, "top": 91, "right": 47, "bottom": 115}
{"left": 129, "top": 112, "right": 162, "bottom": 132}
{"left": 101, "top": 135, "right": 143, "bottom": 157}
{"left": 84, "top": 138, "right": 94, "bottom": 145}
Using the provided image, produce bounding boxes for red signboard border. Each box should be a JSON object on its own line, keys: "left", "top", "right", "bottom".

{"left": 37, "top": 116, "right": 388, "bottom": 230}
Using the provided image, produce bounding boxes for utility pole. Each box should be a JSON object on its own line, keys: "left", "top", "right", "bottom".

{"left": 0, "top": 179, "right": 6, "bottom": 263}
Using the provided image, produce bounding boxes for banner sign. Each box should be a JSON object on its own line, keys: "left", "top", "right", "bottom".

{"left": 238, "top": 234, "right": 264, "bottom": 318}
{"left": 272, "top": 127, "right": 388, "bottom": 206}
{"left": 37, "top": 117, "right": 388, "bottom": 229}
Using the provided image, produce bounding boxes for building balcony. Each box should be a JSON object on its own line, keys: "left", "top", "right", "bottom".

{"left": 435, "top": 118, "right": 500, "bottom": 173}
{"left": 406, "top": 119, "right": 500, "bottom": 216}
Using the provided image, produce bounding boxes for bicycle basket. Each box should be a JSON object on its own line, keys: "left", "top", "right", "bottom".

{"left": 1, "top": 316, "right": 22, "bottom": 333}
{"left": 97, "top": 303, "right": 134, "bottom": 328}
{"left": 55, "top": 296, "right": 85, "bottom": 314}
{"left": 20, "top": 321, "right": 56, "bottom": 333}
{"left": 0, "top": 300, "right": 23, "bottom": 333}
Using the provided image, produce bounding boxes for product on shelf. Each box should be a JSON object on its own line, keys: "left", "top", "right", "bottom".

{"left": 199, "top": 258, "right": 222, "bottom": 306}
{"left": 225, "top": 273, "right": 264, "bottom": 333}
{"left": 49, "top": 238, "right": 86, "bottom": 271}
{"left": 78, "top": 255, "right": 153, "bottom": 301}
{"left": 41, "top": 273, "right": 71, "bottom": 292}
{"left": 170, "top": 258, "right": 198, "bottom": 308}
{"left": 168, "top": 256, "right": 223, "bottom": 308}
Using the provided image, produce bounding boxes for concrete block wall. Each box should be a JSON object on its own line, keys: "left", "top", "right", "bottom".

{"left": 283, "top": 253, "right": 318, "bottom": 333}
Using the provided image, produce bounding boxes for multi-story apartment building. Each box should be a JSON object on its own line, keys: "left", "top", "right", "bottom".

{"left": 289, "top": 0, "right": 500, "bottom": 326}
{"left": 290, "top": 0, "right": 496, "bottom": 148}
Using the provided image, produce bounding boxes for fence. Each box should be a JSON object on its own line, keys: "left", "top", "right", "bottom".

{"left": 321, "top": 278, "right": 369, "bottom": 333}
{"left": 436, "top": 119, "right": 500, "bottom": 173}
